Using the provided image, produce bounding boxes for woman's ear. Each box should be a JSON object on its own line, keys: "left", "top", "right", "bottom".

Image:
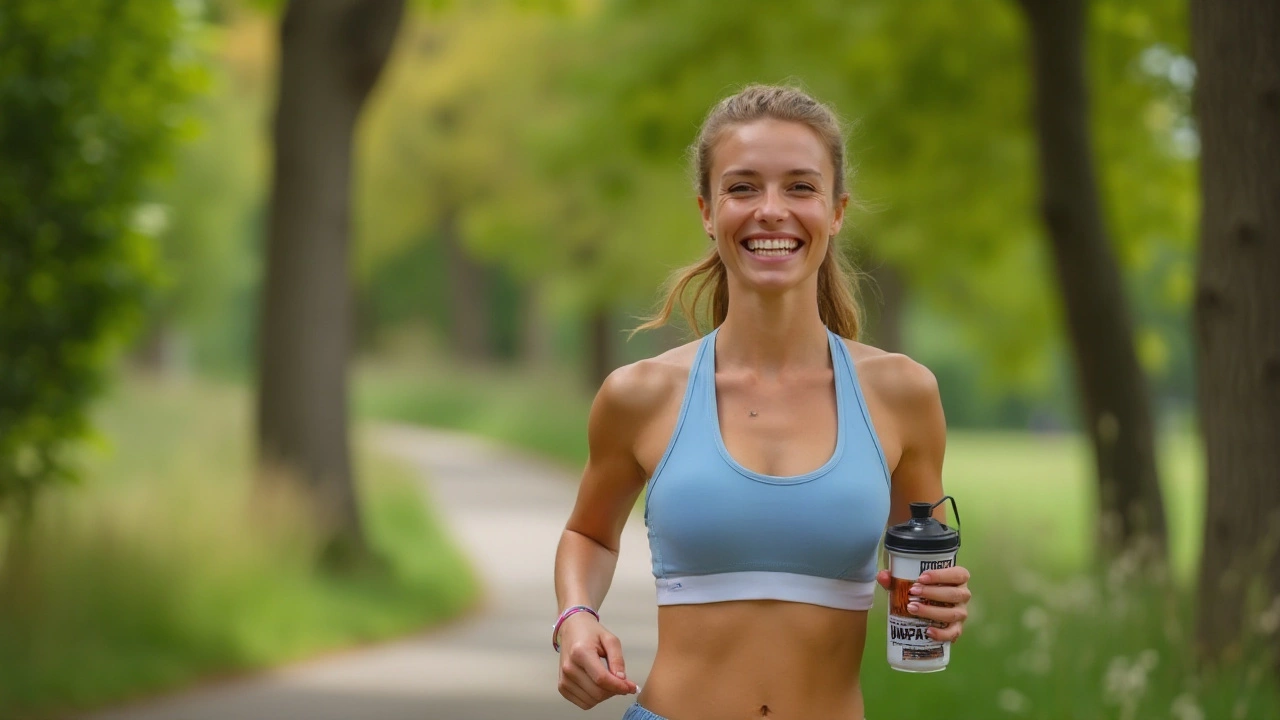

{"left": 698, "top": 195, "right": 714, "bottom": 240}
{"left": 830, "top": 192, "right": 850, "bottom": 236}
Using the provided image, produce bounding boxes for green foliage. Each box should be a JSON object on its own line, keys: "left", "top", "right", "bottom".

{"left": 163, "top": 0, "right": 1196, "bottom": 425}
{"left": 0, "top": 378, "right": 477, "bottom": 717}
{"left": 0, "top": 0, "right": 202, "bottom": 511}
{"left": 357, "top": 0, "right": 1193, "bottom": 399}
{"left": 142, "top": 20, "right": 268, "bottom": 376}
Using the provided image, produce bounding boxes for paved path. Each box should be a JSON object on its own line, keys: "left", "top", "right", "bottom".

{"left": 84, "top": 425, "right": 657, "bottom": 720}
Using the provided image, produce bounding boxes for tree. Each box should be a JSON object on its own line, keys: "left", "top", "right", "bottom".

{"left": 1016, "top": 0, "right": 1168, "bottom": 562}
{"left": 1190, "top": 0, "right": 1280, "bottom": 672}
{"left": 358, "top": 13, "right": 542, "bottom": 364}
{"left": 257, "top": 0, "right": 404, "bottom": 567}
{"left": 0, "top": 0, "right": 196, "bottom": 563}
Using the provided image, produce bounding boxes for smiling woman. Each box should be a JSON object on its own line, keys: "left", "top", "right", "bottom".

{"left": 702, "top": 118, "right": 844, "bottom": 294}
{"left": 552, "top": 84, "right": 972, "bottom": 720}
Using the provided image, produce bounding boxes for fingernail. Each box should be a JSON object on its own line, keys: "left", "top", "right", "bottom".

{"left": 911, "top": 585, "right": 924, "bottom": 594}
{"left": 908, "top": 602, "right": 920, "bottom": 613}
{"left": 616, "top": 671, "right": 626, "bottom": 679}
{"left": 919, "top": 574, "right": 931, "bottom": 583}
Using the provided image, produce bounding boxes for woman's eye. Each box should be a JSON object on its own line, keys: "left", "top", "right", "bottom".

{"left": 728, "top": 184, "right": 753, "bottom": 193}
{"left": 793, "top": 183, "right": 817, "bottom": 192}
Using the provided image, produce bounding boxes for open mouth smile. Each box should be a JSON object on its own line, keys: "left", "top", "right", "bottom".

{"left": 740, "top": 237, "right": 804, "bottom": 257}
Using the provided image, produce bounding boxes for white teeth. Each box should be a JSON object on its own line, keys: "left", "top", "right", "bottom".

{"left": 745, "top": 238, "right": 800, "bottom": 252}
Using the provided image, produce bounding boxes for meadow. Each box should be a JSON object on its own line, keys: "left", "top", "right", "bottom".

{"left": 359, "top": 357, "right": 1280, "bottom": 720}
{"left": 0, "top": 376, "right": 477, "bottom": 719}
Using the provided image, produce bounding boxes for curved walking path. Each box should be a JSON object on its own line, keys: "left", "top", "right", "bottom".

{"left": 83, "top": 425, "right": 657, "bottom": 720}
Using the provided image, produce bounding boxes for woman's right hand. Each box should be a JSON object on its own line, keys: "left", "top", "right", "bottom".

{"left": 556, "top": 612, "right": 639, "bottom": 709}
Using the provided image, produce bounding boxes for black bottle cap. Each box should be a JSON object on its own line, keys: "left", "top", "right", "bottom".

{"left": 884, "top": 498, "right": 961, "bottom": 554}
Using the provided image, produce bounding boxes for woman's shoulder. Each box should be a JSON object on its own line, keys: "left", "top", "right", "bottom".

{"left": 838, "top": 338, "right": 942, "bottom": 414}
{"left": 593, "top": 339, "right": 702, "bottom": 421}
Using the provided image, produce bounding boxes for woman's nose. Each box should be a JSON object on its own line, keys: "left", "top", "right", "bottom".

{"left": 755, "top": 186, "right": 788, "bottom": 223}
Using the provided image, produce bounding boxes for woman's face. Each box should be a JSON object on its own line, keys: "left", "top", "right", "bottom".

{"left": 699, "top": 118, "right": 848, "bottom": 296}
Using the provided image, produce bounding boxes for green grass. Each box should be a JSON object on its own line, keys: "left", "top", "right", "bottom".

{"left": 858, "top": 552, "right": 1280, "bottom": 720}
{"left": 0, "top": 376, "right": 478, "bottom": 719}
{"left": 357, "top": 356, "right": 592, "bottom": 469}
{"left": 357, "top": 357, "right": 1280, "bottom": 720}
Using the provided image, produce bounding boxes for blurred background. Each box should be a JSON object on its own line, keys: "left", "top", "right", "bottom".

{"left": 2, "top": 0, "right": 1277, "bottom": 718}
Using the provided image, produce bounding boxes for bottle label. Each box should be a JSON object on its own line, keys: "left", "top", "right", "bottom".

{"left": 887, "top": 553, "right": 955, "bottom": 666}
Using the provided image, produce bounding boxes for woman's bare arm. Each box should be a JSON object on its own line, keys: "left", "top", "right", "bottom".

{"left": 866, "top": 353, "right": 971, "bottom": 642}
{"left": 553, "top": 361, "right": 671, "bottom": 707}
{"left": 554, "top": 362, "right": 661, "bottom": 612}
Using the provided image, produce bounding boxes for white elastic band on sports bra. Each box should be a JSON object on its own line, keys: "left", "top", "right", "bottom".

{"left": 655, "top": 571, "right": 875, "bottom": 611}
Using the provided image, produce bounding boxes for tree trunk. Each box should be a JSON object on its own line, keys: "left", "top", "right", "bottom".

{"left": 1017, "top": 0, "right": 1168, "bottom": 562}
{"left": 864, "top": 258, "right": 906, "bottom": 353}
{"left": 0, "top": 502, "right": 37, "bottom": 658}
{"left": 520, "top": 282, "right": 554, "bottom": 370}
{"left": 588, "top": 306, "right": 615, "bottom": 389}
{"left": 1191, "top": 0, "right": 1280, "bottom": 672}
{"left": 257, "top": 0, "right": 404, "bottom": 569}
{"left": 440, "top": 207, "right": 494, "bottom": 362}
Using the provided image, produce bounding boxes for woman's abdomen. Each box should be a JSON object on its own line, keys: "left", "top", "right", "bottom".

{"left": 638, "top": 601, "right": 869, "bottom": 720}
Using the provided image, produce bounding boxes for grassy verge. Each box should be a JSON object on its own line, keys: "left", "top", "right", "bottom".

{"left": 356, "top": 357, "right": 593, "bottom": 470}
{"left": 858, "top": 551, "right": 1279, "bottom": 720}
{"left": 357, "top": 357, "right": 1280, "bottom": 718}
{"left": 0, "top": 376, "right": 478, "bottom": 719}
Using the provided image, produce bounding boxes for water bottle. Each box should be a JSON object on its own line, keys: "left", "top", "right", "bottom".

{"left": 884, "top": 496, "right": 961, "bottom": 673}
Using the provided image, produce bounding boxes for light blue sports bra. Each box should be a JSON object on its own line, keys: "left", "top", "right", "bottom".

{"left": 643, "top": 327, "right": 892, "bottom": 611}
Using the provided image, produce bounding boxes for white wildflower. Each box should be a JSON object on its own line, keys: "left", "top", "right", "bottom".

{"left": 1023, "top": 649, "right": 1052, "bottom": 676}
{"left": 1011, "top": 567, "right": 1045, "bottom": 597}
{"left": 1021, "top": 606, "right": 1049, "bottom": 631}
{"left": 1137, "top": 648, "right": 1159, "bottom": 672}
{"left": 1103, "top": 655, "right": 1152, "bottom": 707}
{"left": 1042, "top": 575, "right": 1100, "bottom": 613}
{"left": 997, "top": 688, "right": 1029, "bottom": 714}
{"left": 1171, "top": 692, "right": 1205, "bottom": 720}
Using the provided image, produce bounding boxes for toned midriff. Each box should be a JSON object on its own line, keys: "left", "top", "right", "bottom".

{"left": 637, "top": 600, "right": 868, "bottom": 720}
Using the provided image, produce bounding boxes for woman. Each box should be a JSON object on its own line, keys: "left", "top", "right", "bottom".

{"left": 552, "top": 84, "right": 972, "bottom": 720}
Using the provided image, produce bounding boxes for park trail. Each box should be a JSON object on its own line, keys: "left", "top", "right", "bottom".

{"left": 82, "top": 425, "right": 657, "bottom": 720}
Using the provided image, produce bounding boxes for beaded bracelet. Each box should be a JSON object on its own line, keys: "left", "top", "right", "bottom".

{"left": 552, "top": 605, "right": 599, "bottom": 652}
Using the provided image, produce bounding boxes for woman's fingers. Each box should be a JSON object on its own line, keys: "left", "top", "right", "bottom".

{"left": 600, "top": 635, "right": 639, "bottom": 693}
{"left": 907, "top": 599, "right": 968, "bottom": 626}
{"left": 928, "top": 619, "right": 964, "bottom": 642}
{"left": 918, "top": 566, "right": 970, "bottom": 587}
{"left": 564, "top": 643, "right": 631, "bottom": 698}
{"left": 909, "top": 582, "right": 972, "bottom": 606}
{"left": 555, "top": 627, "right": 637, "bottom": 709}
{"left": 581, "top": 647, "right": 633, "bottom": 696}
{"left": 565, "top": 661, "right": 610, "bottom": 702}
{"left": 560, "top": 651, "right": 610, "bottom": 707}
{"left": 876, "top": 569, "right": 891, "bottom": 590}
{"left": 559, "top": 675, "right": 601, "bottom": 709}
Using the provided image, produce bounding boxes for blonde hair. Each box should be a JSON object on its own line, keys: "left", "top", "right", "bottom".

{"left": 634, "top": 84, "right": 862, "bottom": 339}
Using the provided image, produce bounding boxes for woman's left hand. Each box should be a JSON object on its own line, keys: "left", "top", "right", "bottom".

{"left": 876, "top": 565, "right": 972, "bottom": 643}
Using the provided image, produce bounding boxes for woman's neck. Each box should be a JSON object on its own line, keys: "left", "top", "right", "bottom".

{"left": 715, "top": 291, "right": 830, "bottom": 374}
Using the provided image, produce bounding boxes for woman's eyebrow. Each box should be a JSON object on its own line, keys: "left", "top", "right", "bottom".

{"left": 721, "top": 168, "right": 823, "bottom": 179}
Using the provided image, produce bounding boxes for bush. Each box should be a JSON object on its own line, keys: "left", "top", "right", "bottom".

{"left": 0, "top": 378, "right": 477, "bottom": 718}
